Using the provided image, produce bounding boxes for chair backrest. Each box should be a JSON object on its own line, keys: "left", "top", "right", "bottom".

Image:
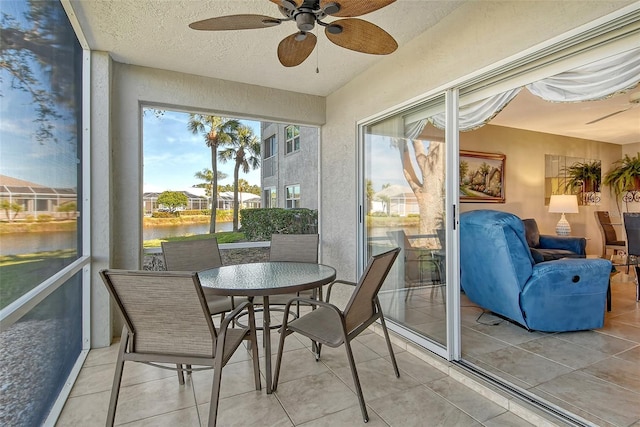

{"left": 623, "top": 213, "right": 640, "bottom": 255}
{"left": 162, "top": 238, "right": 223, "bottom": 271}
{"left": 387, "top": 230, "right": 420, "bottom": 281}
{"left": 459, "top": 210, "right": 533, "bottom": 326}
{"left": 595, "top": 211, "right": 620, "bottom": 245}
{"left": 343, "top": 247, "right": 400, "bottom": 332}
{"left": 100, "top": 269, "right": 217, "bottom": 356}
{"left": 269, "top": 233, "right": 319, "bottom": 263}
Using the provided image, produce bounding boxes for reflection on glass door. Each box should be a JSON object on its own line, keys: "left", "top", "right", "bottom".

{"left": 362, "top": 95, "right": 447, "bottom": 348}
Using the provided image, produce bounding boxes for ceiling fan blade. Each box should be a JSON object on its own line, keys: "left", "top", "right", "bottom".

{"left": 325, "top": 18, "right": 397, "bottom": 55}
{"left": 189, "top": 15, "right": 281, "bottom": 31}
{"left": 321, "top": 0, "right": 396, "bottom": 17}
{"left": 278, "top": 32, "right": 317, "bottom": 67}
{"left": 586, "top": 106, "right": 633, "bottom": 125}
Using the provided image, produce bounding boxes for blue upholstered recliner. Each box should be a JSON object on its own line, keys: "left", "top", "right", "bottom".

{"left": 460, "top": 210, "right": 611, "bottom": 332}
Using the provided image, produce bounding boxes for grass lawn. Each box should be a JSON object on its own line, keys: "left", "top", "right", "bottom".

{"left": 0, "top": 250, "right": 77, "bottom": 310}
{"left": 143, "top": 231, "right": 246, "bottom": 248}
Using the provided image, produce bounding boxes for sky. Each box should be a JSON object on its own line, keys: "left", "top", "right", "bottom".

{"left": 0, "top": 1, "right": 79, "bottom": 189}
{"left": 143, "top": 110, "right": 261, "bottom": 194}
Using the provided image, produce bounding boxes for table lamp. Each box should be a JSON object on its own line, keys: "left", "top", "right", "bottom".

{"left": 548, "top": 194, "right": 579, "bottom": 236}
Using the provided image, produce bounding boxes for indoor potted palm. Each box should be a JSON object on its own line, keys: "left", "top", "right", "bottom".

{"left": 603, "top": 152, "right": 640, "bottom": 198}
{"left": 563, "top": 160, "right": 601, "bottom": 193}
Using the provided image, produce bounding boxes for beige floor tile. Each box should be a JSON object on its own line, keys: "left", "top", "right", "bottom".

{"left": 332, "top": 357, "right": 419, "bottom": 401}
{"left": 199, "top": 391, "right": 292, "bottom": 427}
{"left": 314, "top": 339, "right": 381, "bottom": 370}
{"left": 553, "top": 329, "right": 637, "bottom": 355}
{"left": 517, "top": 335, "right": 610, "bottom": 369}
{"left": 387, "top": 351, "right": 448, "bottom": 384}
{"left": 601, "top": 319, "right": 640, "bottom": 342}
{"left": 579, "top": 355, "right": 640, "bottom": 393}
{"left": 533, "top": 370, "right": 640, "bottom": 426}
{"left": 190, "top": 359, "right": 261, "bottom": 404}
{"left": 473, "top": 346, "right": 573, "bottom": 388}
{"left": 270, "top": 347, "right": 330, "bottom": 385}
{"left": 482, "top": 411, "right": 536, "bottom": 426}
{"left": 469, "top": 321, "right": 545, "bottom": 346}
{"left": 274, "top": 371, "right": 358, "bottom": 425}
{"left": 110, "top": 376, "right": 197, "bottom": 425}
{"left": 426, "top": 376, "right": 506, "bottom": 423}
{"left": 356, "top": 330, "right": 406, "bottom": 357}
{"left": 57, "top": 390, "right": 110, "bottom": 426}
{"left": 616, "top": 344, "right": 640, "bottom": 362}
{"left": 368, "top": 385, "right": 480, "bottom": 427}
{"left": 298, "top": 404, "right": 388, "bottom": 426}
{"left": 70, "top": 360, "right": 175, "bottom": 397}
{"left": 83, "top": 342, "right": 120, "bottom": 367}
{"left": 118, "top": 407, "right": 200, "bottom": 426}
{"left": 461, "top": 326, "right": 511, "bottom": 357}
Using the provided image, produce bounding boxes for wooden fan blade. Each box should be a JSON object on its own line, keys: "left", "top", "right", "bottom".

{"left": 278, "top": 32, "right": 317, "bottom": 67}
{"left": 189, "top": 15, "right": 281, "bottom": 31}
{"left": 325, "top": 18, "right": 397, "bottom": 55}
{"left": 321, "top": 0, "right": 396, "bottom": 17}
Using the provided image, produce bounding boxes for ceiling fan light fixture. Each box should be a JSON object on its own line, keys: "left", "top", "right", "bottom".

{"left": 326, "top": 24, "right": 342, "bottom": 35}
{"left": 281, "top": 0, "right": 297, "bottom": 12}
{"left": 295, "top": 12, "right": 315, "bottom": 32}
{"left": 295, "top": 32, "right": 308, "bottom": 41}
{"left": 322, "top": 2, "right": 340, "bottom": 15}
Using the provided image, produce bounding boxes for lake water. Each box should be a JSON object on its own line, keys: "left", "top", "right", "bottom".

{"left": 1, "top": 222, "right": 233, "bottom": 256}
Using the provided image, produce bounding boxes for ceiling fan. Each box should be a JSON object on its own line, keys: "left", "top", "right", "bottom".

{"left": 586, "top": 90, "right": 640, "bottom": 125}
{"left": 189, "top": 0, "right": 398, "bottom": 67}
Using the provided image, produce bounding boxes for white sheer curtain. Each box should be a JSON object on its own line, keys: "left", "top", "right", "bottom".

{"left": 405, "top": 47, "right": 640, "bottom": 138}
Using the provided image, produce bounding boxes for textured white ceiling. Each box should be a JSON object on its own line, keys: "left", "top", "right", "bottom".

{"left": 68, "top": 0, "right": 639, "bottom": 144}
{"left": 69, "top": 0, "right": 464, "bottom": 97}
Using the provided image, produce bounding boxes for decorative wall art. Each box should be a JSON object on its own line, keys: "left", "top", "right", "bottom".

{"left": 460, "top": 150, "right": 506, "bottom": 203}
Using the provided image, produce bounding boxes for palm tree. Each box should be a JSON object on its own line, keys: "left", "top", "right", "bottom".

{"left": 193, "top": 168, "right": 228, "bottom": 198}
{"left": 187, "top": 115, "right": 240, "bottom": 233}
{"left": 219, "top": 125, "right": 261, "bottom": 231}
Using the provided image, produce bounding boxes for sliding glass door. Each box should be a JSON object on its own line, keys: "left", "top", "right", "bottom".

{"left": 361, "top": 94, "right": 453, "bottom": 354}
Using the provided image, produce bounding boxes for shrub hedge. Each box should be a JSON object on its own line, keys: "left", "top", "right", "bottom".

{"left": 240, "top": 208, "right": 318, "bottom": 241}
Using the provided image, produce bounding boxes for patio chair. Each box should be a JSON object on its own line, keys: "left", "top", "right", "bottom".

{"left": 162, "top": 238, "right": 246, "bottom": 384}
{"left": 99, "top": 269, "right": 260, "bottom": 427}
{"left": 387, "top": 230, "right": 443, "bottom": 301}
{"left": 272, "top": 247, "right": 401, "bottom": 423}
{"left": 595, "top": 211, "right": 625, "bottom": 257}
{"left": 263, "top": 233, "right": 320, "bottom": 317}
{"left": 162, "top": 239, "right": 240, "bottom": 318}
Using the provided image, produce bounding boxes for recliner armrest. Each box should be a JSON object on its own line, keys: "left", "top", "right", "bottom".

{"left": 539, "top": 234, "right": 586, "bottom": 255}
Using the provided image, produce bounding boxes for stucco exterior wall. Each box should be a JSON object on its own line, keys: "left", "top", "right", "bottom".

{"left": 321, "top": 1, "right": 635, "bottom": 286}
{"left": 100, "top": 64, "right": 324, "bottom": 342}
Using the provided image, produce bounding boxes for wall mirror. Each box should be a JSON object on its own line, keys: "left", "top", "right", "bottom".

{"left": 545, "top": 154, "right": 601, "bottom": 206}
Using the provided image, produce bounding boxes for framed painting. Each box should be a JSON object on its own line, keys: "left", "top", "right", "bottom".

{"left": 459, "top": 150, "right": 506, "bottom": 203}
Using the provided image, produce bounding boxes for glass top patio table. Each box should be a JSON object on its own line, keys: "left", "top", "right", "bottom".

{"left": 198, "top": 262, "right": 336, "bottom": 296}
{"left": 197, "top": 262, "right": 337, "bottom": 394}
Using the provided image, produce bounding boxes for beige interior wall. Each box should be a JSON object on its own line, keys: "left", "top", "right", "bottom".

{"left": 322, "top": 1, "right": 634, "bottom": 282}
{"left": 459, "top": 124, "right": 622, "bottom": 255}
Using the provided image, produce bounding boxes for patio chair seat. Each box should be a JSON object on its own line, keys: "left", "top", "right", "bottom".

{"left": 273, "top": 247, "right": 401, "bottom": 423}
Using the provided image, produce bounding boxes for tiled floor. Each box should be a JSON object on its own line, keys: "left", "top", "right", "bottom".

{"left": 387, "top": 271, "right": 640, "bottom": 427}
{"left": 57, "top": 313, "right": 539, "bottom": 426}
{"left": 56, "top": 274, "right": 638, "bottom": 427}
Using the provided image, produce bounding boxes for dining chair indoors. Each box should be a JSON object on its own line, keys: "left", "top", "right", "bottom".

{"left": 595, "top": 211, "right": 625, "bottom": 257}
{"left": 623, "top": 212, "right": 640, "bottom": 272}
{"left": 272, "top": 247, "right": 401, "bottom": 423}
{"left": 99, "top": 269, "right": 261, "bottom": 427}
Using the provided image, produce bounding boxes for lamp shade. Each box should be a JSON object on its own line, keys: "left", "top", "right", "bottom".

{"left": 548, "top": 194, "right": 579, "bottom": 214}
